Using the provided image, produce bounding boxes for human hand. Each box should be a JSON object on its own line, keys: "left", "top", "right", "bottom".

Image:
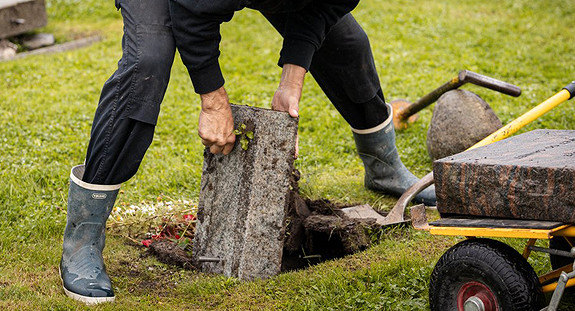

{"left": 271, "top": 64, "right": 306, "bottom": 157}
{"left": 271, "top": 64, "right": 306, "bottom": 118}
{"left": 199, "top": 86, "right": 236, "bottom": 155}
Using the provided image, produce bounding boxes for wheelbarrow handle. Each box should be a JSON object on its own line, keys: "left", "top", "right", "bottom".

{"left": 563, "top": 81, "right": 575, "bottom": 99}
{"left": 471, "top": 81, "right": 574, "bottom": 149}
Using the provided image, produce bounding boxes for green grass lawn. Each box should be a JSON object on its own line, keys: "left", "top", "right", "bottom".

{"left": 1, "top": 0, "right": 575, "bottom": 309}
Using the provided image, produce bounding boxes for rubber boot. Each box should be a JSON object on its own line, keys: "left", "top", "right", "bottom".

{"left": 352, "top": 104, "right": 437, "bottom": 206}
{"left": 60, "top": 164, "right": 120, "bottom": 304}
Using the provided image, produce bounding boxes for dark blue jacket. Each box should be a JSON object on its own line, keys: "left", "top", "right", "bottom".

{"left": 169, "top": 0, "right": 359, "bottom": 94}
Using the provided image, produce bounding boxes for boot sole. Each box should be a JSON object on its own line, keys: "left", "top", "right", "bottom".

{"left": 63, "top": 286, "right": 115, "bottom": 305}
{"left": 59, "top": 267, "right": 115, "bottom": 305}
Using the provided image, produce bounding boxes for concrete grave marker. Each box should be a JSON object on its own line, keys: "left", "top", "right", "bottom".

{"left": 0, "top": 0, "right": 47, "bottom": 39}
{"left": 193, "top": 104, "right": 298, "bottom": 280}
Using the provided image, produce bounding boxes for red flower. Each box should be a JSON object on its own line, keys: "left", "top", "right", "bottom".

{"left": 183, "top": 214, "right": 196, "bottom": 221}
{"left": 142, "top": 239, "right": 153, "bottom": 247}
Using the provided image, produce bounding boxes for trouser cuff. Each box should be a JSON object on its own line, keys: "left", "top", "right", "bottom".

{"left": 71, "top": 165, "right": 122, "bottom": 190}
{"left": 351, "top": 102, "right": 393, "bottom": 134}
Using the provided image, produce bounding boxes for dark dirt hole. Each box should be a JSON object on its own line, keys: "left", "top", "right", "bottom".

{"left": 139, "top": 171, "right": 385, "bottom": 274}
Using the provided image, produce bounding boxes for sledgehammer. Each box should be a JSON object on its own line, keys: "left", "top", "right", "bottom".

{"left": 383, "top": 81, "right": 575, "bottom": 226}
{"left": 391, "top": 70, "right": 521, "bottom": 129}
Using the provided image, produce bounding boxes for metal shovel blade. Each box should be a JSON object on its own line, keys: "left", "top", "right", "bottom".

{"left": 383, "top": 172, "right": 435, "bottom": 226}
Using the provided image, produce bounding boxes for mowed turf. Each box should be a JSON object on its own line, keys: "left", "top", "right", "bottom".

{"left": 1, "top": 0, "right": 574, "bottom": 309}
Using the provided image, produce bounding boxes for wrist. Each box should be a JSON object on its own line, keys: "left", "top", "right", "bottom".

{"left": 279, "top": 64, "right": 306, "bottom": 89}
{"left": 200, "top": 86, "right": 230, "bottom": 111}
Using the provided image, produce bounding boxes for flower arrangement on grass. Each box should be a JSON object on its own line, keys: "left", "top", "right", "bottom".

{"left": 108, "top": 194, "right": 198, "bottom": 251}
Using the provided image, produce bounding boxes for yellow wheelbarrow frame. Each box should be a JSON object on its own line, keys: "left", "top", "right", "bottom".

{"left": 404, "top": 82, "right": 575, "bottom": 310}
{"left": 411, "top": 206, "right": 575, "bottom": 295}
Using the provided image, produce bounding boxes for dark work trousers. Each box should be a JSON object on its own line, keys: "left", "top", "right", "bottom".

{"left": 264, "top": 13, "right": 389, "bottom": 130}
{"left": 83, "top": 6, "right": 387, "bottom": 185}
{"left": 82, "top": 0, "right": 176, "bottom": 185}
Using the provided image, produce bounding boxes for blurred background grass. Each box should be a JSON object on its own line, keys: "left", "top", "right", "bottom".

{"left": 0, "top": 0, "right": 574, "bottom": 309}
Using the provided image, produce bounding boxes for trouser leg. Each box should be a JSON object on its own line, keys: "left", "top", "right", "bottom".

{"left": 263, "top": 13, "right": 388, "bottom": 130}
{"left": 83, "top": 0, "right": 176, "bottom": 185}
{"left": 263, "top": 12, "right": 436, "bottom": 204}
{"left": 62, "top": 1, "right": 176, "bottom": 304}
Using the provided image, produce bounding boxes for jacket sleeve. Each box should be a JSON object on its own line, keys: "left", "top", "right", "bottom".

{"left": 279, "top": 0, "right": 360, "bottom": 70}
{"left": 169, "top": 0, "right": 236, "bottom": 94}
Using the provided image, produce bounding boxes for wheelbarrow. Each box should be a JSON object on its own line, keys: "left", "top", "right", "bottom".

{"left": 402, "top": 82, "right": 575, "bottom": 311}
{"left": 378, "top": 82, "right": 575, "bottom": 227}
{"left": 411, "top": 205, "right": 575, "bottom": 311}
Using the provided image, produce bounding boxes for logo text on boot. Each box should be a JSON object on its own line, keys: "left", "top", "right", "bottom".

{"left": 91, "top": 193, "right": 108, "bottom": 200}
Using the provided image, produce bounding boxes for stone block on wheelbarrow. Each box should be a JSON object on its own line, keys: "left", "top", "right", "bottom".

{"left": 193, "top": 104, "right": 298, "bottom": 281}
{"left": 434, "top": 130, "right": 575, "bottom": 222}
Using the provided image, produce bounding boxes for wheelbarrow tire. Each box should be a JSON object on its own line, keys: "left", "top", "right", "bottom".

{"left": 429, "top": 238, "right": 544, "bottom": 311}
{"left": 549, "top": 236, "right": 574, "bottom": 270}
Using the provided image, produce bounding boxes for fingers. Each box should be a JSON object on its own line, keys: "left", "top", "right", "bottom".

{"left": 289, "top": 107, "right": 299, "bottom": 118}
{"left": 271, "top": 92, "right": 300, "bottom": 118}
{"left": 222, "top": 134, "right": 236, "bottom": 155}
{"left": 275, "top": 64, "right": 305, "bottom": 118}
{"left": 198, "top": 92, "right": 236, "bottom": 155}
{"left": 202, "top": 133, "right": 236, "bottom": 155}
{"left": 287, "top": 94, "right": 299, "bottom": 118}
{"left": 209, "top": 144, "right": 223, "bottom": 154}
{"left": 284, "top": 95, "right": 300, "bottom": 117}
{"left": 271, "top": 87, "right": 299, "bottom": 157}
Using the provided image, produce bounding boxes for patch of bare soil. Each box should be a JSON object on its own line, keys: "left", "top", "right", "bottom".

{"left": 148, "top": 240, "right": 194, "bottom": 269}
{"left": 279, "top": 170, "right": 385, "bottom": 270}
{"left": 128, "top": 171, "right": 383, "bottom": 273}
{"left": 281, "top": 195, "right": 379, "bottom": 271}
{"left": 139, "top": 218, "right": 197, "bottom": 270}
{"left": 113, "top": 257, "right": 187, "bottom": 297}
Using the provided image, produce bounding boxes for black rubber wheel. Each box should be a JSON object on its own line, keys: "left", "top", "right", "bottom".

{"left": 429, "top": 238, "right": 544, "bottom": 311}
{"left": 550, "top": 237, "right": 575, "bottom": 270}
